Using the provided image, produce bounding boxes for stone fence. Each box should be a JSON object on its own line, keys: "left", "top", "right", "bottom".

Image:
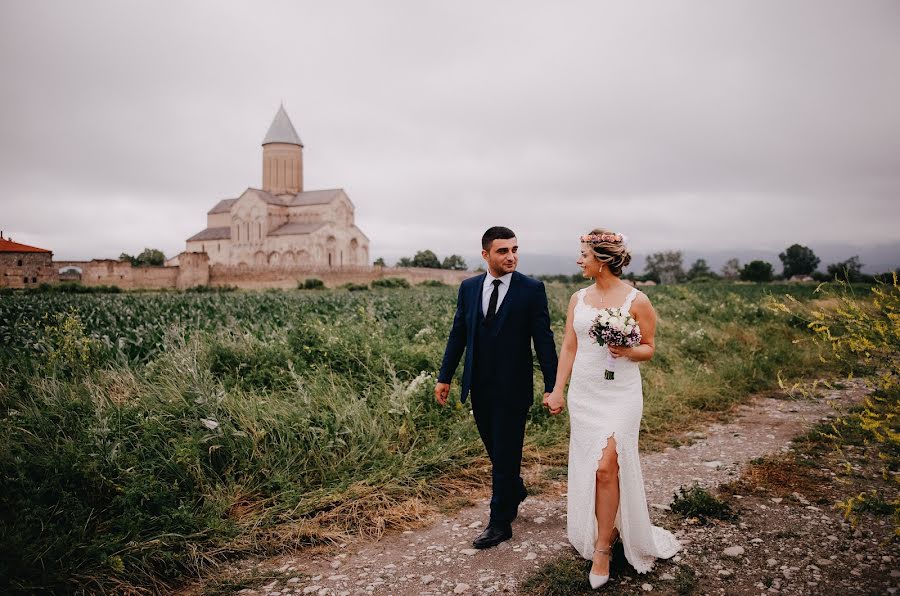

{"left": 50, "top": 254, "right": 472, "bottom": 290}
{"left": 209, "top": 264, "right": 472, "bottom": 289}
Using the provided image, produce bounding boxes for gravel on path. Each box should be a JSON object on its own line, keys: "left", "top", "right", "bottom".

{"left": 204, "top": 380, "right": 869, "bottom": 596}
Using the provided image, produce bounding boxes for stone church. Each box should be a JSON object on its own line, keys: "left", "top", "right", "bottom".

{"left": 186, "top": 106, "right": 369, "bottom": 268}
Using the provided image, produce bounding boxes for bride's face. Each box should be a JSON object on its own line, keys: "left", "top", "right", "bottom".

{"left": 577, "top": 244, "right": 602, "bottom": 278}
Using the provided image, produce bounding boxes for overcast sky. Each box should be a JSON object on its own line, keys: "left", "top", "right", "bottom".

{"left": 1, "top": 1, "right": 898, "bottom": 269}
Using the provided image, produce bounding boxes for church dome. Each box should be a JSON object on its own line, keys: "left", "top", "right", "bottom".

{"left": 262, "top": 105, "right": 304, "bottom": 147}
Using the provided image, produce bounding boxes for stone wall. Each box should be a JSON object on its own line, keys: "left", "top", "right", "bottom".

{"left": 175, "top": 252, "right": 210, "bottom": 289}
{"left": 81, "top": 260, "right": 179, "bottom": 289}
{"left": 76, "top": 253, "right": 210, "bottom": 290}
{"left": 209, "top": 264, "right": 472, "bottom": 289}
{"left": 0, "top": 252, "right": 58, "bottom": 288}
{"left": 49, "top": 255, "right": 468, "bottom": 291}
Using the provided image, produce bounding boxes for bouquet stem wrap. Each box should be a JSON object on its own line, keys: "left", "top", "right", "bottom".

{"left": 605, "top": 350, "right": 617, "bottom": 380}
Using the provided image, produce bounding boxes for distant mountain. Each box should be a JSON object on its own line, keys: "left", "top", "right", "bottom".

{"left": 508, "top": 243, "right": 900, "bottom": 276}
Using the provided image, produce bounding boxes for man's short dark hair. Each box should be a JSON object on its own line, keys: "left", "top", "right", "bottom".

{"left": 482, "top": 226, "right": 516, "bottom": 251}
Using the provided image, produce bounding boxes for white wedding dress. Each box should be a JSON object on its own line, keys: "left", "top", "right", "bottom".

{"left": 566, "top": 286, "right": 681, "bottom": 573}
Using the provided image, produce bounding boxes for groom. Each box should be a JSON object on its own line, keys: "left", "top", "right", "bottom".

{"left": 435, "top": 226, "right": 558, "bottom": 548}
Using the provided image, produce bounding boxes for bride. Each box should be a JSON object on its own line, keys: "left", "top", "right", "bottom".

{"left": 544, "top": 229, "right": 681, "bottom": 588}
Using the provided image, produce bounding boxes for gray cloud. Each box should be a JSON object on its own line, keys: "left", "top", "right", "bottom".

{"left": 1, "top": 1, "right": 898, "bottom": 266}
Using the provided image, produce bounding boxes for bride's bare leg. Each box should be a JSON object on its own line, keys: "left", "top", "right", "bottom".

{"left": 593, "top": 435, "right": 619, "bottom": 575}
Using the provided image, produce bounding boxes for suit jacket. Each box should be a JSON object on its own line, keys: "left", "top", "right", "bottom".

{"left": 438, "top": 271, "right": 558, "bottom": 405}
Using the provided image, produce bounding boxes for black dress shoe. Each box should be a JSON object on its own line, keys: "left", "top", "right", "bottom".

{"left": 473, "top": 524, "right": 512, "bottom": 549}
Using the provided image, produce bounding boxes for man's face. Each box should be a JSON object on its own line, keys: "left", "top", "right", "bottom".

{"left": 482, "top": 237, "right": 518, "bottom": 276}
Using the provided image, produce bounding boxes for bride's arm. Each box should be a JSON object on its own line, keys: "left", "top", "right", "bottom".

{"left": 544, "top": 293, "right": 578, "bottom": 415}
{"left": 609, "top": 293, "right": 656, "bottom": 362}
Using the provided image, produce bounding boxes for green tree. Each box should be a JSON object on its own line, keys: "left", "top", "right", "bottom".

{"left": 411, "top": 250, "right": 442, "bottom": 269}
{"left": 441, "top": 254, "right": 467, "bottom": 270}
{"left": 119, "top": 248, "right": 165, "bottom": 267}
{"left": 373, "top": 257, "right": 386, "bottom": 267}
{"left": 779, "top": 244, "right": 820, "bottom": 278}
{"left": 687, "top": 258, "right": 717, "bottom": 280}
{"left": 396, "top": 257, "right": 413, "bottom": 267}
{"left": 138, "top": 248, "right": 165, "bottom": 266}
{"left": 721, "top": 258, "right": 740, "bottom": 280}
{"left": 645, "top": 251, "right": 685, "bottom": 284}
{"left": 826, "top": 256, "right": 864, "bottom": 282}
{"left": 740, "top": 260, "right": 774, "bottom": 282}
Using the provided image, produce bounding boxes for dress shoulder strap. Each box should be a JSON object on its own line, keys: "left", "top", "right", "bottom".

{"left": 575, "top": 287, "right": 591, "bottom": 309}
{"left": 622, "top": 287, "right": 640, "bottom": 312}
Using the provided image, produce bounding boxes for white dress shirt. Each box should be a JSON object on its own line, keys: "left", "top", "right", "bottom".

{"left": 481, "top": 271, "right": 513, "bottom": 316}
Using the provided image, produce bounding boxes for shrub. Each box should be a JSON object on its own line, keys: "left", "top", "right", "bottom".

{"left": 299, "top": 278, "right": 326, "bottom": 290}
{"left": 372, "top": 277, "right": 411, "bottom": 289}
{"left": 740, "top": 260, "right": 774, "bottom": 282}
{"left": 26, "top": 282, "right": 122, "bottom": 294}
{"left": 774, "top": 274, "right": 900, "bottom": 533}
{"left": 341, "top": 282, "right": 369, "bottom": 292}
{"left": 184, "top": 284, "right": 238, "bottom": 293}
{"left": 418, "top": 279, "right": 447, "bottom": 287}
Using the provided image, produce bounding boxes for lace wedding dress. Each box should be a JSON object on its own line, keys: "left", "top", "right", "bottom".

{"left": 566, "top": 286, "right": 681, "bottom": 573}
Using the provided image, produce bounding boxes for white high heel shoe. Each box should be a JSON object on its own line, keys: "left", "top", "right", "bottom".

{"left": 588, "top": 545, "right": 611, "bottom": 589}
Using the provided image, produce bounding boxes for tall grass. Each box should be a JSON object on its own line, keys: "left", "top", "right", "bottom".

{"left": 774, "top": 274, "right": 899, "bottom": 534}
{"left": 0, "top": 282, "right": 837, "bottom": 592}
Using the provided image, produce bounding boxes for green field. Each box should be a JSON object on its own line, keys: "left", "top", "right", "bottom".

{"left": 0, "top": 282, "right": 837, "bottom": 593}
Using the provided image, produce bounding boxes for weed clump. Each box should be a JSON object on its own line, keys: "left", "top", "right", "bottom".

{"left": 671, "top": 483, "right": 735, "bottom": 522}
{"left": 372, "top": 277, "right": 410, "bottom": 289}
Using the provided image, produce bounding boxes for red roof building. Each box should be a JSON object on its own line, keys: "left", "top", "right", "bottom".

{"left": 0, "top": 233, "right": 57, "bottom": 288}
{"left": 0, "top": 237, "right": 53, "bottom": 253}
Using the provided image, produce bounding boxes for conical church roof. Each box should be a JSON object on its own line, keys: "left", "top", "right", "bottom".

{"left": 262, "top": 105, "right": 303, "bottom": 147}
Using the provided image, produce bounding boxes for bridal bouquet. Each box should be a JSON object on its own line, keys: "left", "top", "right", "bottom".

{"left": 588, "top": 308, "right": 642, "bottom": 380}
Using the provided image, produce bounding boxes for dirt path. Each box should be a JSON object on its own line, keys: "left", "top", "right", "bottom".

{"left": 220, "top": 380, "right": 869, "bottom": 596}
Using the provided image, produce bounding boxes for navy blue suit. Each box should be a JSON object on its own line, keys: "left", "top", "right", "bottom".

{"left": 438, "top": 271, "right": 558, "bottom": 525}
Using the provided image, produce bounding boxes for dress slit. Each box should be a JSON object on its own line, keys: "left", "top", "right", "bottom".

{"left": 589, "top": 432, "right": 621, "bottom": 552}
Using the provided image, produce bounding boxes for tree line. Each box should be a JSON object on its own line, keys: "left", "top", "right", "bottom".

{"left": 540, "top": 244, "right": 893, "bottom": 285}
{"left": 121, "top": 245, "right": 890, "bottom": 284}
{"left": 637, "top": 244, "right": 885, "bottom": 284}
{"left": 374, "top": 250, "right": 468, "bottom": 271}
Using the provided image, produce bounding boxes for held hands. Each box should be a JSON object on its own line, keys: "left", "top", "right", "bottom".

{"left": 543, "top": 390, "right": 566, "bottom": 416}
{"left": 434, "top": 382, "right": 450, "bottom": 406}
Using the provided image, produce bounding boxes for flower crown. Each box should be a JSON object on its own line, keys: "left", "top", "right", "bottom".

{"left": 580, "top": 233, "right": 626, "bottom": 245}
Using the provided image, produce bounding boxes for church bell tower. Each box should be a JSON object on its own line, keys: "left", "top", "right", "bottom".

{"left": 262, "top": 105, "right": 304, "bottom": 195}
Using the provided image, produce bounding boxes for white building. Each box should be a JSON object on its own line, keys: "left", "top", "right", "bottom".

{"left": 186, "top": 106, "right": 369, "bottom": 268}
